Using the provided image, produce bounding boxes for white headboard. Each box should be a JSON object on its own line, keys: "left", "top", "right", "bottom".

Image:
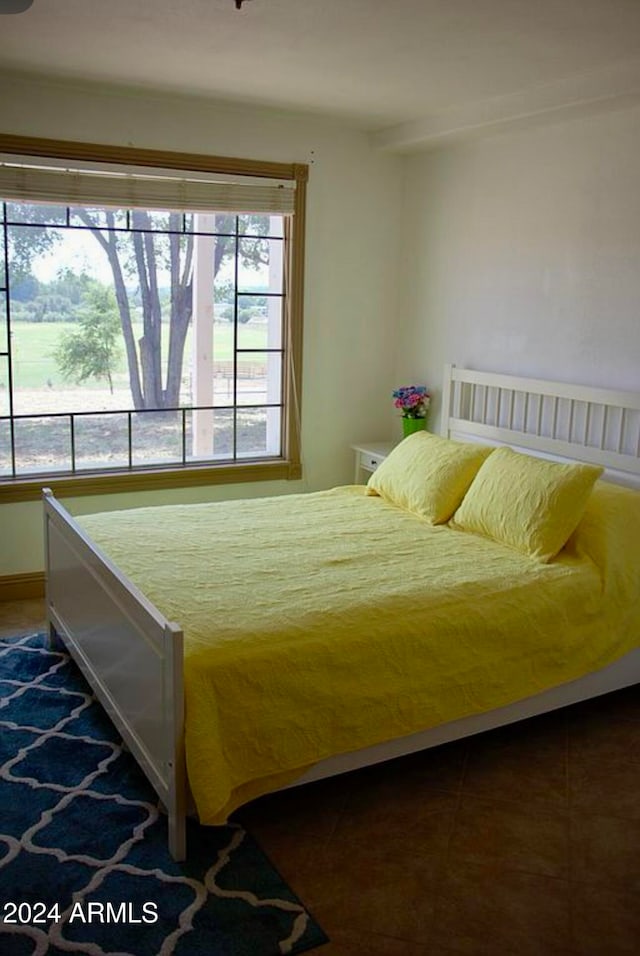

{"left": 441, "top": 365, "right": 640, "bottom": 487}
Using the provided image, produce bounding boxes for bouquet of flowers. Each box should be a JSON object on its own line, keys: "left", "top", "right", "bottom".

{"left": 392, "top": 385, "right": 431, "bottom": 419}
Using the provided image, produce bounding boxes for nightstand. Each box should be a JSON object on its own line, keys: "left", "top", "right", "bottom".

{"left": 351, "top": 441, "right": 395, "bottom": 483}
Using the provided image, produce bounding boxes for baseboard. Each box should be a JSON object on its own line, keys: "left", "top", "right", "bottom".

{"left": 0, "top": 572, "right": 46, "bottom": 602}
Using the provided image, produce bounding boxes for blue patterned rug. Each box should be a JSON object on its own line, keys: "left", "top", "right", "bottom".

{"left": 0, "top": 632, "right": 327, "bottom": 955}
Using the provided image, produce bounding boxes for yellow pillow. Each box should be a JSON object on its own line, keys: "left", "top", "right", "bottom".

{"left": 366, "top": 431, "right": 493, "bottom": 524}
{"left": 451, "top": 446, "right": 603, "bottom": 561}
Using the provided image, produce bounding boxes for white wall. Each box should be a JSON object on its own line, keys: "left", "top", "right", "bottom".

{"left": 397, "top": 105, "right": 640, "bottom": 429}
{"left": 0, "top": 74, "right": 403, "bottom": 575}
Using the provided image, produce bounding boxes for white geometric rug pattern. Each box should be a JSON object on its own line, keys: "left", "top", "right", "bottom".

{"left": 0, "top": 634, "right": 325, "bottom": 956}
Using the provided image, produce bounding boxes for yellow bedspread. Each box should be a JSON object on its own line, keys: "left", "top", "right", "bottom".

{"left": 78, "top": 482, "right": 640, "bottom": 825}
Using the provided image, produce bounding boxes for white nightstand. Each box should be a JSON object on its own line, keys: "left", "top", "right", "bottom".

{"left": 351, "top": 441, "right": 395, "bottom": 483}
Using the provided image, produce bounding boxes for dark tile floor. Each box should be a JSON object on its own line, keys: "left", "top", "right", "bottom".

{"left": 2, "top": 599, "right": 639, "bottom": 954}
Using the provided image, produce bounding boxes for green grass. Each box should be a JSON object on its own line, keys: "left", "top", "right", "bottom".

{"left": 6, "top": 319, "right": 268, "bottom": 391}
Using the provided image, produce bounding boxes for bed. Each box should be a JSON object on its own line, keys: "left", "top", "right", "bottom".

{"left": 42, "top": 365, "right": 640, "bottom": 861}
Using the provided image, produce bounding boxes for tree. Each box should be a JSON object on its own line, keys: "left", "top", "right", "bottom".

{"left": 9, "top": 204, "right": 270, "bottom": 411}
{"left": 55, "top": 285, "right": 121, "bottom": 393}
{"left": 10, "top": 272, "right": 40, "bottom": 303}
{"left": 75, "top": 210, "right": 270, "bottom": 411}
{"left": 50, "top": 268, "right": 95, "bottom": 306}
{"left": 7, "top": 204, "right": 61, "bottom": 282}
{"left": 30, "top": 292, "right": 75, "bottom": 323}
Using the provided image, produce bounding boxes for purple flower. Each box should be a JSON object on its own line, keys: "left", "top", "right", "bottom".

{"left": 392, "top": 385, "right": 431, "bottom": 418}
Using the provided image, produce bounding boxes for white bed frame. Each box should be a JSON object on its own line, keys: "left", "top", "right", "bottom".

{"left": 43, "top": 365, "right": 640, "bottom": 861}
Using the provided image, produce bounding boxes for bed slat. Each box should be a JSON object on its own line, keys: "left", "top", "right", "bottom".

{"left": 442, "top": 365, "right": 640, "bottom": 485}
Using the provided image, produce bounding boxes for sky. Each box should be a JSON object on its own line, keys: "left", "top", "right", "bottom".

{"left": 32, "top": 231, "right": 125, "bottom": 284}
{"left": 29, "top": 229, "right": 244, "bottom": 288}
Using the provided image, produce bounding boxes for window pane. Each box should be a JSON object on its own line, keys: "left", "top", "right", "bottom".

{"left": 186, "top": 407, "right": 234, "bottom": 462}
{"left": 68, "top": 206, "right": 128, "bottom": 229}
{"left": 212, "top": 272, "right": 234, "bottom": 324}
{"left": 237, "top": 294, "right": 282, "bottom": 350}
{"left": 211, "top": 213, "right": 236, "bottom": 236}
{"left": 130, "top": 209, "right": 183, "bottom": 233}
{"left": 14, "top": 416, "right": 71, "bottom": 475}
{"left": 213, "top": 408, "right": 235, "bottom": 458}
{"left": 237, "top": 237, "right": 268, "bottom": 291}
{"left": 0, "top": 292, "right": 8, "bottom": 354}
{"left": 0, "top": 419, "right": 11, "bottom": 476}
{"left": 211, "top": 360, "right": 236, "bottom": 407}
{"left": 238, "top": 214, "right": 284, "bottom": 239}
{"left": 0, "top": 228, "right": 5, "bottom": 290}
{"left": 5, "top": 202, "right": 67, "bottom": 226}
{"left": 237, "top": 351, "right": 280, "bottom": 407}
{"left": 131, "top": 409, "right": 184, "bottom": 468}
{"left": 10, "top": 319, "right": 68, "bottom": 415}
{"left": 237, "top": 407, "right": 280, "bottom": 458}
{"left": 74, "top": 413, "right": 130, "bottom": 471}
{"left": 0, "top": 356, "right": 10, "bottom": 415}
{"left": 237, "top": 236, "right": 283, "bottom": 294}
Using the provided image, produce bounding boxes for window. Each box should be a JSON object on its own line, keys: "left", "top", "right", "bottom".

{"left": 0, "top": 137, "right": 307, "bottom": 502}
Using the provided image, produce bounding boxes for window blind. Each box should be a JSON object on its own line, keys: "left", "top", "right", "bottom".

{"left": 0, "top": 160, "right": 296, "bottom": 215}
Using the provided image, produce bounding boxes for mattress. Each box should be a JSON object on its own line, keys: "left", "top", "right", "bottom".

{"left": 78, "top": 481, "right": 640, "bottom": 824}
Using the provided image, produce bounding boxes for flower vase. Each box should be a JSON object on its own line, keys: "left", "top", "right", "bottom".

{"left": 402, "top": 417, "right": 427, "bottom": 438}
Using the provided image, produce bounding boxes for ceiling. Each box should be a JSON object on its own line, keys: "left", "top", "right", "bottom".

{"left": 2, "top": 0, "right": 640, "bottom": 147}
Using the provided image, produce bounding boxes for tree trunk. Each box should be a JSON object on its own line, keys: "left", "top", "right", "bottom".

{"left": 164, "top": 226, "right": 192, "bottom": 408}
{"left": 76, "top": 210, "right": 144, "bottom": 410}
{"left": 82, "top": 210, "right": 258, "bottom": 416}
{"left": 132, "top": 212, "right": 163, "bottom": 408}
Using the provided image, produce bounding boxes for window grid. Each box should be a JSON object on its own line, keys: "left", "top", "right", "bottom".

{"left": 0, "top": 204, "right": 285, "bottom": 481}
{"left": 2, "top": 210, "right": 284, "bottom": 242}
{"left": 1, "top": 203, "right": 16, "bottom": 476}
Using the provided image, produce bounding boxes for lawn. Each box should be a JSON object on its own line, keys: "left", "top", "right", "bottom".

{"left": 7, "top": 319, "right": 268, "bottom": 392}
{"left": 2, "top": 319, "right": 277, "bottom": 475}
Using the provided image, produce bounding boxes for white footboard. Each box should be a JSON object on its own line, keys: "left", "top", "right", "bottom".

{"left": 42, "top": 489, "right": 187, "bottom": 861}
